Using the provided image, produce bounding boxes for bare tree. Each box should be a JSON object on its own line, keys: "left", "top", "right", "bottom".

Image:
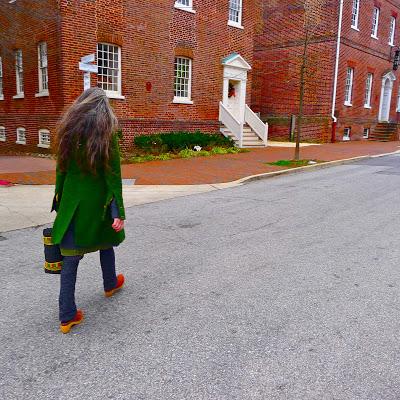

{"left": 295, "top": 0, "right": 328, "bottom": 160}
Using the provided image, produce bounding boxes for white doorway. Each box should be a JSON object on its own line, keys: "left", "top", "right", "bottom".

{"left": 226, "top": 80, "right": 241, "bottom": 120}
{"left": 222, "top": 53, "right": 251, "bottom": 123}
{"left": 379, "top": 71, "right": 396, "bottom": 122}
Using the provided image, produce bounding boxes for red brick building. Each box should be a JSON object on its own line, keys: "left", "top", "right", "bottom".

{"left": 253, "top": 0, "right": 400, "bottom": 142}
{"left": 0, "top": 0, "right": 265, "bottom": 153}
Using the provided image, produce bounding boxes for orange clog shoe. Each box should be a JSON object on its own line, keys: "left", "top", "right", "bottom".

{"left": 60, "top": 309, "right": 84, "bottom": 334}
{"left": 104, "top": 274, "right": 125, "bottom": 298}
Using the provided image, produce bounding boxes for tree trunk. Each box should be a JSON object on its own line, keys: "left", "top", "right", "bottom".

{"left": 295, "top": 20, "right": 310, "bottom": 161}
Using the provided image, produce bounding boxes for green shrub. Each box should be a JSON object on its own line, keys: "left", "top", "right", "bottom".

{"left": 210, "top": 146, "right": 227, "bottom": 155}
{"left": 178, "top": 148, "right": 196, "bottom": 158}
{"left": 134, "top": 131, "right": 234, "bottom": 154}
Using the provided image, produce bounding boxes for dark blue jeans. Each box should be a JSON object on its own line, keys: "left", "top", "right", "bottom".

{"left": 59, "top": 248, "right": 118, "bottom": 322}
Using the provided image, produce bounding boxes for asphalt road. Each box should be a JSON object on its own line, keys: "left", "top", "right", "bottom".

{"left": 2, "top": 154, "right": 400, "bottom": 399}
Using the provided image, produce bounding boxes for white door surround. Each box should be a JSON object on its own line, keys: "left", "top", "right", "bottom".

{"left": 222, "top": 53, "right": 251, "bottom": 124}
{"left": 379, "top": 71, "right": 396, "bottom": 122}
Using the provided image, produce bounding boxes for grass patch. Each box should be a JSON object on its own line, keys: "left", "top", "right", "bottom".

{"left": 267, "top": 159, "right": 324, "bottom": 168}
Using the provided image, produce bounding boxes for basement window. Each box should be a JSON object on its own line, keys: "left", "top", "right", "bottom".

{"left": 363, "top": 128, "right": 370, "bottom": 139}
{"left": 0, "top": 126, "right": 5, "bottom": 142}
{"left": 16, "top": 127, "right": 26, "bottom": 145}
{"left": 38, "top": 129, "right": 50, "bottom": 148}
{"left": 343, "top": 127, "right": 351, "bottom": 141}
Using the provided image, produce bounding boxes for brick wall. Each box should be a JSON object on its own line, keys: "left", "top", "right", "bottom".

{"left": 0, "top": 0, "right": 262, "bottom": 153}
{"left": 334, "top": 0, "right": 400, "bottom": 141}
{"left": 0, "top": 0, "right": 62, "bottom": 154}
{"left": 254, "top": 0, "right": 400, "bottom": 143}
{"left": 253, "top": 0, "right": 338, "bottom": 142}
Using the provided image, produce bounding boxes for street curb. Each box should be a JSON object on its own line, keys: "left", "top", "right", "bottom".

{"left": 231, "top": 149, "right": 400, "bottom": 186}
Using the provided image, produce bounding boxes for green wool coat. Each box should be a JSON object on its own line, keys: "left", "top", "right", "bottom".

{"left": 52, "top": 134, "right": 125, "bottom": 253}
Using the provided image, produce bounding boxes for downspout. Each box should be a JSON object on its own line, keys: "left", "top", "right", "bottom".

{"left": 331, "top": 0, "right": 344, "bottom": 143}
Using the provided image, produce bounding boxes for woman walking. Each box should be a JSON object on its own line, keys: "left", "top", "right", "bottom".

{"left": 52, "top": 87, "right": 126, "bottom": 334}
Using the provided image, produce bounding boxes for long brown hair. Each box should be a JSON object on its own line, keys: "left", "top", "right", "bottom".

{"left": 56, "top": 87, "right": 118, "bottom": 173}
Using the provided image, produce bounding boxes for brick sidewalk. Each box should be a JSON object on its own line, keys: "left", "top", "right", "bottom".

{"left": 1, "top": 141, "right": 399, "bottom": 185}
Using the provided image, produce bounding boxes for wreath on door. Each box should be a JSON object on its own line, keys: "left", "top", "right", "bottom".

{"left": 228, "top": 82, "right": 236, "bottom": 98}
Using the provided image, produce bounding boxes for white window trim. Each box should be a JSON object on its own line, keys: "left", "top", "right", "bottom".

{"left": 173, "top": 98, "right": 194, "bottom": 105}
{"left": 0, "top": 126, "right": 6, "bottom": 142}
{"left": 389, "top": 17, "right": 396, "bottom": 46}
{"left": 0, "top": 56, "right": 3, "bottom": 101}
{"left": 35, "top": 90, "right": 49, "bottom": 98}
{"left": 97, "top": 43, "right": 124, "bottom": 99}
{"left": 227, "top": 20, "right": 244, "bottom": 29}
{"left": 371, "top": 7, "right": 380, "bottom": 39}
{"left": 16, "top": 127, "right": 26, "bottom": 145}
{"left": 228, "top": 0, "right": 243, "bottom": 29}
{"left": 174, "top": 0, "right": 195, "bottom": 14}
{"left": 351, "top": 0, "right": 360, "bottom": 30}
{"left": 344, "top": 67, "right": 354, "bottom": 106}
{"left": 37, "top": 42, "right": 49, "bottom": 96}
{"left": 364, "top": 73, "right": 373, "bottom": 108}
{"left": 396, "top": 89, "right": 400, "bottom": 112}
{"left": 363, "top": 128, "right": 370, "bottom": 139}
{"left": 343, "top": 127, "right": 351, "bottom": 141}
{"left": 38, "top": 129, "right": 51, "bottom": 149}
{"left": 173, "top": 57, "right": 193, "bottom": 104}
{"left": 15, "top": 49, "right": 24, "bottom": 96}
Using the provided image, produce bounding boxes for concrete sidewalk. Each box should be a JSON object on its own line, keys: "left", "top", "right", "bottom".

{"left": 0, "top": 182, "right": 238, "bottom": 233}
{"left": 1, "top": 141, "right": 400, "bottom": 185}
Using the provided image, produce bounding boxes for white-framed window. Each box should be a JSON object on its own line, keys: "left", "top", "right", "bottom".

{"left": 228, "top": 0, "right": 243, "bottom": 28}
{"left": 343, "top": 127, "right": 351, "bottom": 141}
{"left": 38, "top": 129, "right": 50, "bottom": 148}
{"left": 351, "top": 0, "right": 360, "bottom": 30}
{"left": 14, "top": 49, "right": 24, "bottom": 97}
{"left": 0, "top": 57, "right": 3, "bottom": 100}
{"left": 389, "top": 16, "right": 396, "bottom": 46}
{"left": 0, "top": 126, "right": 5, "bottom": 142}
{"left": 174, "top": 0, "right": 195, "bottom": 13}
{"left": 97, "top": 43, "right": 123, "bottom": 99}
{"left": 173, "top": 57, "right": 193, "bottom": 104}
{"left": 364, "top": 73, "right": 373, "bottom": 108}
{"left": 344, "top": 67, "right": 354, "bottom": 106}
{"left": 363, "top": 128, "right": 370, "bottom": 139}
{"left": 371, "top": 7, "right": 380, "bottom": 38}
{"left": 16, "top": 127, "right": 26, "bottom": 145}
{"left": 36, "top": 42, "right": 48, "bottom": 96}
{"left": 396, "top": 88, "right": 400, "bottom": 111}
